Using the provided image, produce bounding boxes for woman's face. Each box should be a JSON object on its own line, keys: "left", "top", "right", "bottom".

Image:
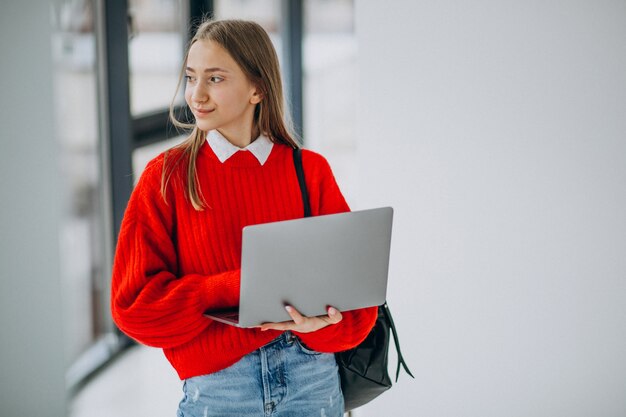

{"left": 184, "top": 39, "right": 261, "bottom": 146}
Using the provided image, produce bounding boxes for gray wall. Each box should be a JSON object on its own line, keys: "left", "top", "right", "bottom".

{"left": 355, "top": 1, "right": 626, "bottom": 416}
{"left": 0, "top": 1, "right": 68, "bottom": 416}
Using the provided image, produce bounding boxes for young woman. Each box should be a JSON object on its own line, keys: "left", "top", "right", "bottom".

{"left": 111, "top": 19, "right": 377, "bottom": 417}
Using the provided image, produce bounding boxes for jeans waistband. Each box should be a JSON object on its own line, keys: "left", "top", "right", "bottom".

{"left": 262, "top": 331, "right": 297, "bottom": 349}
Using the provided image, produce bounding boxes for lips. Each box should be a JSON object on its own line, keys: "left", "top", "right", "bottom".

{"left": 194, "top": 108, "right": 214, "bottom": 117}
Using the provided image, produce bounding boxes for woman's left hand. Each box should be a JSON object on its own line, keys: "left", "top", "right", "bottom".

{"left": 257, "top": 305, "right": 343, "bottom": 333}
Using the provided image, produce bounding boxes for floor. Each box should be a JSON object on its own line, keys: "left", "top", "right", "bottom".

{"left": 69, "top": 345, "right": 182, "bottom": 417}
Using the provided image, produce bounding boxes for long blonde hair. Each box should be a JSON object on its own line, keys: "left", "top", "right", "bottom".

{"left": 162, "top": 19, "right": 299, "bottom": 210}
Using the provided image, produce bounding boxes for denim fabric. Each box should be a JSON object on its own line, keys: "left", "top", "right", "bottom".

{"left": 177, "top": 331, "right": 344, "bottom": 417}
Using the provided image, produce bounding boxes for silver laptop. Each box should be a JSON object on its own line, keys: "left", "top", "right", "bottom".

{"left": 204, "top": 207, "right": 393, "bottom": 327}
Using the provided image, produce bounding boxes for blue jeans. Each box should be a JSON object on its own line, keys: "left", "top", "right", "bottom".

{"left": 177, "top": 331, "right": 344, "bottom": 417}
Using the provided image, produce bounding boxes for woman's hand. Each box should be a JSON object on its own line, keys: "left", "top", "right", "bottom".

{"left": 257, "top": 305, "right": 343, "bottom": 333}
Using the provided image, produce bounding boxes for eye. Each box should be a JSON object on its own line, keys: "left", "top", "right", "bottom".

{"left": 184, "top": 75, "right": 196, "bottom": 84}
{"left": 209, "top": 76, "right": 224, "bottom": 84}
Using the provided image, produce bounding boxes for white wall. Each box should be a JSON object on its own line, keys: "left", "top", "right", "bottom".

{"left": 354, "top": 1, "right": 626, "bottom": 416}
{"left": 0, "top": 1, "right": 68, "bottom": 416}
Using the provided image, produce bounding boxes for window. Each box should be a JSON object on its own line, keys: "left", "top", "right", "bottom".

{"left": 128, "top": 0, "right": 186, "bottom": 116}
{"left": 129, "top": 0, "right": 186, "bottom": 180}
{"left": 51, "top": 0, "right": 110, "bottom": 387}
{"left": 214, "top": 0, "right": 283, "bottom": 39}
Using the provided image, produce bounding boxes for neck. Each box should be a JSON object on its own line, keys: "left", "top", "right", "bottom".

{"left": 217, "top": 125, "right": 260, "bottom": 148}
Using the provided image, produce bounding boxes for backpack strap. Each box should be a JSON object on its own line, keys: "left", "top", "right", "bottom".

{"left": 382, "top": 302, "right": 415, "bottom": 381}
{"left": 293, "top": 148, "right": 312, "bottom": 218}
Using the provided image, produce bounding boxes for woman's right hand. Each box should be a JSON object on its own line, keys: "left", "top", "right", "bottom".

{"left": 256, "top": 305, "right": 343, "bottom": 333}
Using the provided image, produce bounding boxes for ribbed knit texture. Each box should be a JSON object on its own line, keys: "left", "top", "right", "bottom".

{"left": 111, "top": 141, "right": 378, "bottom": 380}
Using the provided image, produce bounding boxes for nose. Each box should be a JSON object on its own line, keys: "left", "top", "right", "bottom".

{"left": 191, "top": 83, "right": 209, "bottom": 104}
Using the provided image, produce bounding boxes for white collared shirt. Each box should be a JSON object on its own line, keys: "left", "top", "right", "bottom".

{"left": 207, "top": 130, "right": 274, "bottom": 166}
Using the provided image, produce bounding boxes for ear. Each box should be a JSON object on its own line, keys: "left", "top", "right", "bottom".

{"left": 250, "top": 87, "right": 263, "bottom": 105}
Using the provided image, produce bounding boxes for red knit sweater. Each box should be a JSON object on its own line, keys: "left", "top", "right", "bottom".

{"left": 111, "top": 141, "right": 377, "bottom": 380}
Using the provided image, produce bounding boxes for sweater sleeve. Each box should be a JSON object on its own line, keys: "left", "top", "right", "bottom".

{"left": 294, "top": 151, "right": 378, "bottom": 352}
{"left": 110, "top": 157, "right": 240, "bottom": 349}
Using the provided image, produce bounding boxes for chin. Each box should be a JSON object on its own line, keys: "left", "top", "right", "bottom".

{"left": 195, "top": 121, "right": 216, "bottom": 132}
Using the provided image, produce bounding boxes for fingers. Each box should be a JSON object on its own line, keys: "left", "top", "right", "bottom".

{"left": 257, "top": 305, "right": 343, "bottom": 333}
{"left": 285, "top": 305, "right": 305, "bottom": 324}
{"left": 326, "top": 306, "right": 343, "bottom": 324}
{"left": 258, "top": 306, "right": 303, "bottom": 331}
{"left": 258, "top": 320, "right": 292, "bottom": 332}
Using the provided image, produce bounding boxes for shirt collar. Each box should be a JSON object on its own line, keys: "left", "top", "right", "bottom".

{"left": 207, "top": 130, "right": 273, "bottom": 166}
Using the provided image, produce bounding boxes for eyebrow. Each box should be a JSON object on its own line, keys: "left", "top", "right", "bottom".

{"left": 185, "top": 67, "right": 230, "bottom": 73}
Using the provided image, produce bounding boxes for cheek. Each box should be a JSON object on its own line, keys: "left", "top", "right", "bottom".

{"left": 217, "top": 87, "right": 248, "bottom": 108}
{"left": 184, "top": 87, "right": 193, "bottom": 105}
